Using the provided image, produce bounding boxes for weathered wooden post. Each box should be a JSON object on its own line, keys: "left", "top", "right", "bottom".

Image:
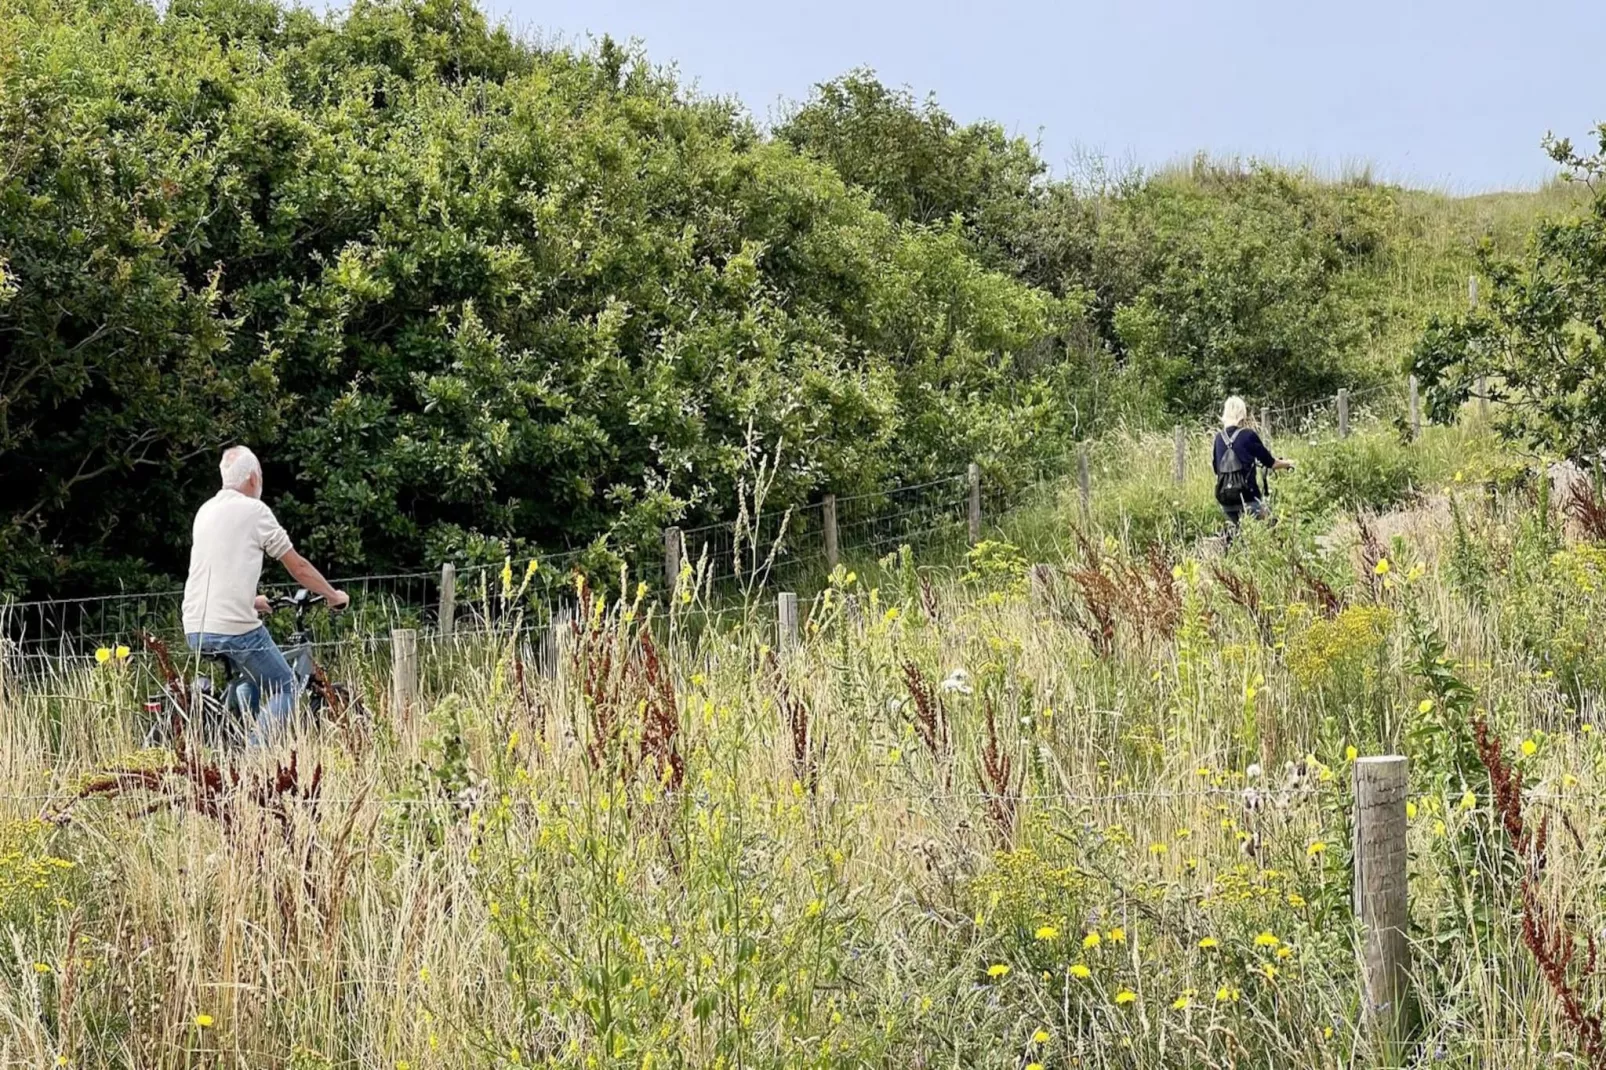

{"left": 967, "top": 463, "right": 982, "bottom": 545}
{"left": 822, "top": 494, "right": 840, "bottom": 571}
{"left": 540, "top": 607, "right": 570, "bottom": 678}
{"left": 1408, "top": 376, "right": 1421, "bottom": 439}
{"left": 1028, "top": 564, "right": 1055, "bottom": 611}
{"left": 777, "top": 592, "right": 799, "bottom": 653}
{"left": 1172, "top": 425, "right": 1185, "bottom": 484}
{"left": 1259, "top": 407, "right": 1271, "bottom": 438}
{"left": 1077, "top": 446, "right": 1091, "bottom": 524}
{"left": 1337, "top": 389, "right": 1350, "bottom": 439}
{"left": 663, "top": 527, "right": 682, "bottom": 596}
{"left": 391, "top": 628, "right": 419, "bottom": 732}
{"left": 438, "top": 563, "right": 457, "bottom": 637}
{"left": 1354, "top": 755, "right": 1411, "bottom": 1045}
{"left": 1470, "top": 275, "right": 1488, "bottom": 418}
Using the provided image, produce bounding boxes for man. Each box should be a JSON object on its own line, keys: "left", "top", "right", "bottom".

{"left": 181, "top": 446, "right": 348, "bottom": 745}
{"left": 1213, "top": 395, "right": 1294, "bottom": 539}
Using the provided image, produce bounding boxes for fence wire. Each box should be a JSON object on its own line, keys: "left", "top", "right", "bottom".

{"left": 2, "top": 382, "right": 1407, "bottom": 657}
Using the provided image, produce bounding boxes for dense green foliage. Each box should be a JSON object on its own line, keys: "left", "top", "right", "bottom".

{"left": 0, "top": 0, "right": 1583, "bottom": 599}
{"left": 0, "top": 0, "right": 1072, "bottom": 596}
{"left": 1415, "top": 128, "right": 1606, "bottom": 467}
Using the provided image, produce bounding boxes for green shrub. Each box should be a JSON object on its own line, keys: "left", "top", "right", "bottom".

{"left": 1277, "top": 433, "right": 1418, "bottom": 519}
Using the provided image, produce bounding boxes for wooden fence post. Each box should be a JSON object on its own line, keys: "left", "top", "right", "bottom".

{"left": 1259, "top": 407, "right": 1271, "bottom": 438}
{"left": 540, "top": 607, "right": 570, "bottom": 678}
{"left": 391, "top": 628, "right": 419, "bottom": 732}
{"left": 1470, "top": 275, "right": 1488, "bottom": 418}
{"left": 438, "top": 563, "right": 456, "bottom": 637}
{"left": 822, "top": 494, "right": 839, "bottom": 572}
{"left": 1354, "top": 755, "right": 1412, "bottom": 1046}
{"left": 1172, "top": 425, "right": 1185, "bottom": 484}
{"left": 1029, "top": 564, "right": 1055, "bottom": 611}
{"left": 1408, "top": 376, "right": 1421, "bottom": 439}
{"left": 777, "top": 592, "right": 799, "bottom": 653}
{"left": 1337, "top": 389, "right": 1350, "bottom": 439}
{"left": 1077, "top": 446, "right": 1091, "bottom": 523}
{"left": 967, "top": 463, "right": 982, "bottom": 545}
{"left": 664, "top": 527, "right": 682, "bottom": 596}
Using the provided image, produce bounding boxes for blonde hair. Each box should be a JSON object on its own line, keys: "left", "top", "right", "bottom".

{"left": 1220, "top": 396, "right": 1248, "bottom": 429}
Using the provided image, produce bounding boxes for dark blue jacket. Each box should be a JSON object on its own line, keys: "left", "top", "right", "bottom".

{"left": 1212, "top": 427, "right": 1278, "bottom": 497}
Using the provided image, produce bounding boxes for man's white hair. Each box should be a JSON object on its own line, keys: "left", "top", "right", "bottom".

{"left": 1221, "top": 396, "right": 1248, "bottom": 429}
{"left": 220, "top": 445, "right": 262, "bottom": 490}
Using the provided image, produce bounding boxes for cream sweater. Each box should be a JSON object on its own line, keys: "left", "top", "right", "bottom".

{"left": 181, "top": 489, "right": 294, "bottom": 636}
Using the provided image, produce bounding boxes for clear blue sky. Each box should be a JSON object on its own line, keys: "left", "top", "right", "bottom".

{"left": 472, "top": 0, "right": 1605, "bottom": 193}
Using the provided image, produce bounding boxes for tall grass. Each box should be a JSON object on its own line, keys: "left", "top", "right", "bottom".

{"left": 1, "top": 420, "right": 1597, "bottom": 1068}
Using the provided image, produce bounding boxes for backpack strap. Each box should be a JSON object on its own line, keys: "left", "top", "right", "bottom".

{"left": 1216, "top": 427, "right": 1241, "bottom": 473}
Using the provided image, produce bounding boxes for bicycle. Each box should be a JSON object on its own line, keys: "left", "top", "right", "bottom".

{"left": 142, "top": 588, "right": 370, "bottom": 749}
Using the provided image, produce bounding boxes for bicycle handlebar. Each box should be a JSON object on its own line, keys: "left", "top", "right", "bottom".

{"left": 271, "top": 589, "right": 345, "bottom": 613}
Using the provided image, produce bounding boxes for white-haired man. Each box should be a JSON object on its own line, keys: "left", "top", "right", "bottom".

{"left": 181, "top": 446, "right": 348, "bottom": 745}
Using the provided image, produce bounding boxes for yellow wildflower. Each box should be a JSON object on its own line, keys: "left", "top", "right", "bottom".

{"left": 94, "top": 648, "right": 111, "bottom": 664}
{"left": 1032, "top": 1029, "right": 1050, "bottom": 1044}
{"left": 1520, "top": 739, "right": 1537, "bottom": 757}
{"left": 1306, "top": 841, "right": 1327, "bottom": 857}
{"left": 1254, "top": 931, "right": 1280, "bottom": 948}
{"left": 1107, "top": 926, "right": 1126, "bottom": 943}
{"left": 1459, "top": 790, "right": 1476, "bottom": 811}
{"left": 1373, "top": 558, "right": 1390, "bottom": 576}
{"left": 1034, "top": 925, "right": 1059, "bottom": 941}
{"left": 1069, "top": 964, "right": 1092, "bottom": 979}
{"left": 1114, "top": 989, "right": 1137, "bottom": 1005}
{"left": 195, "top": 1014, "right": 214, "bottom": 1028}
{"left": 1082, "top": 931, "right": 1101, "bottom": 949}
{"left": 1198, "top": 937, "right": 1219, "bottom": 949}
{"left": 987, "top": 964, "right": 1010, "bottom": 979}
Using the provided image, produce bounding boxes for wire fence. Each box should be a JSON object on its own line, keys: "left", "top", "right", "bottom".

{"left": 0, "top": 381, "right": 1419, "bottom": 661}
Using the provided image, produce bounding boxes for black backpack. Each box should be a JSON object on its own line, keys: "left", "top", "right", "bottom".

{"left": 1214, "top": 428, "right": 1255, "bottom": 505}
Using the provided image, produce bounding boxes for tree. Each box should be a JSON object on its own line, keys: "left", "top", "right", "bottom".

{"left": 775, "top": 70, "right": 1046, "bottom": 272}
{"left": 0, "top": 0, "right": 1070, "bottom": 597}
{"left": 1413, "top": 129, "right": 1606, "bottom": 467}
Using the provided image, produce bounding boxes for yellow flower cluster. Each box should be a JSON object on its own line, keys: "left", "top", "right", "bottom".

{"left": 0, "top": 821, "right": 76, "bottom": 917}
{"left": 1286, "top": 605, "right": 1394, "bottom": 688}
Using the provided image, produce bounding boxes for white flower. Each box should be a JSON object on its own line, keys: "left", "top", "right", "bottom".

{"left": 939, "top": 669, "right": 972, "bottom": 695}
{"left": 1246, "top": 763, "right": 1263, "bottom": 781}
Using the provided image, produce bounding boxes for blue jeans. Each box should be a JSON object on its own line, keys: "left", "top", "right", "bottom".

{"left": 186, "top": 626, "right": 297, "bottom": 746}
{"left": 1223, "top": 496, "right": 1270, "bottom": 525}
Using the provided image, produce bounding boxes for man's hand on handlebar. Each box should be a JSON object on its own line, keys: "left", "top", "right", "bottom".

{"left": 254, "top": 594, "right": 271, "bottom": 616}
{"left": 326, "top": 589, "right": 350, "bottom": 612}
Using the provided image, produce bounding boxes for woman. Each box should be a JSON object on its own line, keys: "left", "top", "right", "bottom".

{"left": 1213, "top": 396, "right": 1293, "bottom": 531}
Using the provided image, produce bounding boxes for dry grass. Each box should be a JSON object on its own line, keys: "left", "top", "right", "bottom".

{"left": 0, "top": 428, "right": 1602, "bottom": 1068}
